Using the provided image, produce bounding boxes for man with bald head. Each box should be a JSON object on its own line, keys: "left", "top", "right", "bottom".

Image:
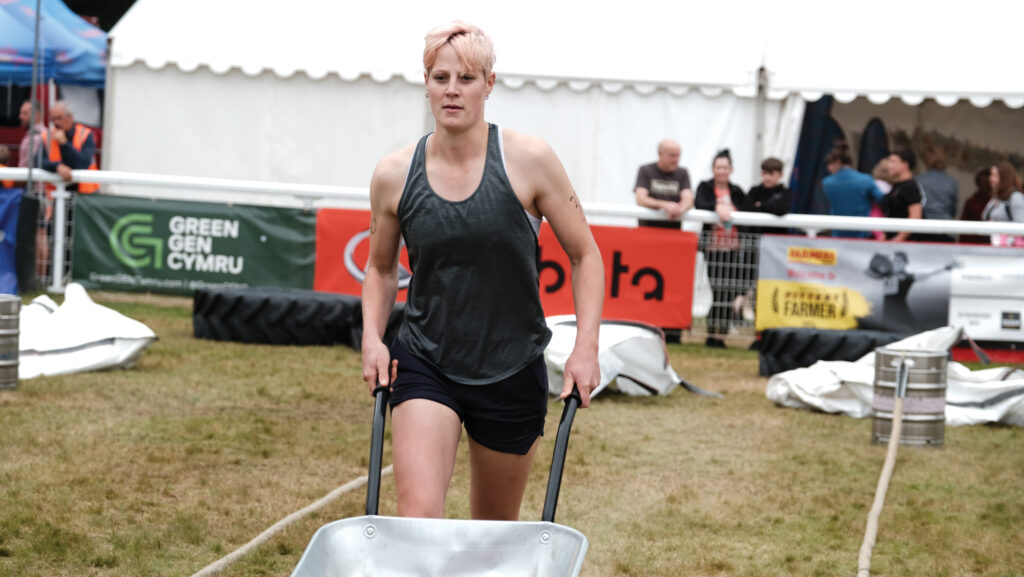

{"left": 41, "top": 101, "right": 98, "bottom": 193}
{"left": 634, "top": 139, "right": 693, "bottom": 343}
{"left": 634, "top": 139, "right": 693, "bottom": 229}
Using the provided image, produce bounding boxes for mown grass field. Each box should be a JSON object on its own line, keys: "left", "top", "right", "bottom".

{"left": 1, "top": 295, "right": 1022, "bottom": 577}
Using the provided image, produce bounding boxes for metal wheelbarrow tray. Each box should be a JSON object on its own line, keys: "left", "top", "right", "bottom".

{"left": 291, "top": 386, "right": 588, "bottom": 577}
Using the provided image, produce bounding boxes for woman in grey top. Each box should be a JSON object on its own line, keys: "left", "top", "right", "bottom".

{"left": 360, "top": 21, "right": 604, "bottom": 520}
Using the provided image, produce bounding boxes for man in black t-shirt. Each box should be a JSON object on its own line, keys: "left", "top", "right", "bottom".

{"left": 880, "top": 148, "right": 923, "bottom": 242}
{"left": 634, "top": 139, "right": 693, "bottom": 228}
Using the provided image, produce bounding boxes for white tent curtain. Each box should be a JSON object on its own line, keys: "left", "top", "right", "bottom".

{"left": 104, "top": 0, "right": 1022, "bottom": 207}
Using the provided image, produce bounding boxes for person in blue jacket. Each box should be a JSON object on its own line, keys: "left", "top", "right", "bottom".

{"left": 822, "top": 142, "right": 884, "bottom": 238}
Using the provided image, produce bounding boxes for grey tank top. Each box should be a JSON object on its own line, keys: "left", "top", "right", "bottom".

{"left": 396, "top": 124, "right": 552, "bottom": 385}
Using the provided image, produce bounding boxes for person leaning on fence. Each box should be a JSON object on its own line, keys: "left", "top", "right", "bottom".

{"left": 634, "top": 139, "right": 694, "bottom": 229}
{"left": 40, "top": 101, "right": 99, "bottom": 194}
{"left": 821, "top": 141, "right": 884, "bottom": 239}
{"left": 694, "top": 148, "right": 745, "bottom": 349}
{"left": 879, "top": 148, "right": 923, "bottom": 242}
{"left": 633, "top": 138, "right": 693, "bottom": 343}
{"left": 959, "top": 167, "right": 995, "bottom": 244}
{"left": 982, "top": 160, "right": 1024, "bottom": 247}
{"left": 360, "top": 21, "right": 604, "bottom": 521}
{"left": 739, "top": 157, "right": 792, "bottom": 235}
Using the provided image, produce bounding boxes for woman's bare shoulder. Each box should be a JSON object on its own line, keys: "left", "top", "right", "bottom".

{"left": 500, "top": 127, "right": 555, "bottom": 163}
{"left": 371, "top": 142, "right": 418, "bottom": 192}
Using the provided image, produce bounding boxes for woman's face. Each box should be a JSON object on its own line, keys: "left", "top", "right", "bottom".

{"left": 989, "top": 166, "right": 1000, "bottom": 191}
{"left": 425, "top": 44, "right": 494, "bottom": 131}
{"left": 712, "top": 158, "right": 732, "bottom": 182}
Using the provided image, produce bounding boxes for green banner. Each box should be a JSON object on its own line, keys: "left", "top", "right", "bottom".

{"left": 72, "top": 195, "right": 316, "bottom": 295}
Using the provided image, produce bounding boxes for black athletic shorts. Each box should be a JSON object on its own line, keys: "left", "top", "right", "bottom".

{"left": 388, "top": 339, "right": 549, "bottom": 455}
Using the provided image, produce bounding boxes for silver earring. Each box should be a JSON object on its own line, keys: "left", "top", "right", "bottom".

{"left": 425, "top": 92, "right": 429, "bottom": 99}
{"left": 484, "top": 94, "right": 489, "bottom": 101}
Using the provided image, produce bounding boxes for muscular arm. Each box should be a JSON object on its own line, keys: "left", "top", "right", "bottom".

{"left": 509, "top": 133, "right": 604, "bottom": 407}
{"left": 361, "top": 149, "right": 410, "bottom": 392}
{"left": 891, "top": 203, "right": 923, "bottom": 242}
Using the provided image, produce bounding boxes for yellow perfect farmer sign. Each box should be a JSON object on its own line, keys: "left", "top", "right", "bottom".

{"left": 756, "top": 280, "right": 872, "bottom": 331}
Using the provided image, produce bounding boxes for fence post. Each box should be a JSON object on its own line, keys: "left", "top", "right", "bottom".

{"left": 48, "top": 183, "right": 69, "bottom": 293}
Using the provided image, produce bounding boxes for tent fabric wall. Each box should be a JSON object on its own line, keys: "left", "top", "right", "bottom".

{"left": 105, "top": 0, "right": 1022, "bottom": 208}
{"left": 104, "top": 65, "right": 426, "bottom": 196}
{"left": 104, "top": 63, "right": 804, "bottom": 205}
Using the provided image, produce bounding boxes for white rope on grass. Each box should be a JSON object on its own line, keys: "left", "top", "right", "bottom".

{"left": 190, "top": 465, "right": 394, "bottom": 577}
{"left": 857, "top": 398, "right": 904, "bottom": 577}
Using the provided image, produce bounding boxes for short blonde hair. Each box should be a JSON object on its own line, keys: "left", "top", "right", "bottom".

{"left": 423, "top": 21, "right": 496, "bottom": 76}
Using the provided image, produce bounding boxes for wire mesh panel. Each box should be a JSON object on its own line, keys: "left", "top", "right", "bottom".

{"left": 28, "top": 186, "right": 74, "bottom": 292}
{"left": 693, "top": 229, "right": 761, "bottom": 343}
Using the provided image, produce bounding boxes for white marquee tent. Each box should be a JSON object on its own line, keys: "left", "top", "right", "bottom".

{"left": 104, "top": 0, "right": 1024, "bottom": 210}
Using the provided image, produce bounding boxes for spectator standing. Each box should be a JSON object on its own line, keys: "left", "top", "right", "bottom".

{"left": 634, "top": 139, "right": 693, "bottom": 229}
{"left": 915, "top": 143, "right": 958, "bottom": 241}
{"left": 959, "top": 168, "right": 994, "bottom": 244}
{"left": 739, "top": 157, "right": 792, "bottom": 234}
{"left": 982, "top": 161, "right": 1024, "bottom": 246}
{"left": 868, "top": 158, "right": 893, "bottom": 240}
{"left": 822, "top": 142, "right": 884, "bottom": 238}
{"left": 694, "top": 149, "right": 745, "bottom": 348}
{"left": 15, "top": 101, "right": 48, "bottom": 288}
{"left": 18, "top": 100, "right": 47, "bottom": 178}
{"left": 880, "top": 148, "right": 923, "bottom": 242}
{"left": 40, "top": 101, "right": 99, "bottom": 193}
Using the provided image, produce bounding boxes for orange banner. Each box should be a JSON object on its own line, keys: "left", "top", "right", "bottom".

{"left": 314, "top": 209, "right": 696, "bottom": 328}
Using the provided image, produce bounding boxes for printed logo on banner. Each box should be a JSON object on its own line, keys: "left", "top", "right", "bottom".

{"left": 314, "top": 209, "right": 697, "bottom": 328}
{"left": 107, "top": 213, "right": 245, "bottom": 274}
{"left": 756, "top": 279, "right": 872, "bottom": 331}
{"left": 787, "top": 247, "right": 837, "bottom": 267}
{"left": 74, "top": 195, "right": 316, "bottom": 295}
{"left": 110, "top": 213, "right": 164, "bottom": 269}
{"left": 341, "top": 228, "right": 412, "bottom": 289}
{"left": 1002, "top": 312, "right": 1022, "bottom": 330}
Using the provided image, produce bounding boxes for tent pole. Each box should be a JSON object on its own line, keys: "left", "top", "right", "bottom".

{"left": 26, "top": 0, "right": 43, "bottom": 198}
{"left": 753, "top": 65, "right": 767, "bottom": 184}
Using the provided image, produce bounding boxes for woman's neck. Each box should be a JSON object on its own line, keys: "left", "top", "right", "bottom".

{"left": 431, "top": 121, "right": 489, "bottom": 163}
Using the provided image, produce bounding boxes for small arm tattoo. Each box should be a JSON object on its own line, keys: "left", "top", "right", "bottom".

{"left": 369, "top": 216, "right": 378, "bottom": 234}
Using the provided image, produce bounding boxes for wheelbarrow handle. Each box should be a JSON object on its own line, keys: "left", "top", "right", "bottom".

{"left": 366, "top": 385, "right": 390, "bottom": 516}
{"left": 542, "top": 385, "right": 581, "bottom": 523}
{"left": 365, "top": 384, "right": 581, "bottom": 521}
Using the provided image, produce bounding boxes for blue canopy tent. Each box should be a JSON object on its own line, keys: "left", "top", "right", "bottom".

{"left": 0, "top": 0, "right": 107, "bottom": 87}
{"left": 0, "top": 7, "right": 57, "bottom": 85}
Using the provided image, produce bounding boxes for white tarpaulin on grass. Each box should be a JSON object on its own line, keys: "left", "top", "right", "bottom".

{"left": 19, "top": 283, "right": 157, "bottom": 379}
{"left": 544, "top": 315, "right": 719, "bottom": 399}
{"left": 766, "top": 326, "right": 1024, "bottom": 427}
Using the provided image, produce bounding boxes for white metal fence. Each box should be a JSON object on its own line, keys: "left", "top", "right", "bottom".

{"left": 2, "top": 167, "right": 1024, "bottom": 340}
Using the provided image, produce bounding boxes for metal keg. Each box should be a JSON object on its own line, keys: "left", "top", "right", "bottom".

{"left": 0, "top": 294, "right": 19, "bottom": 390}
{"left": 871, "top": 347, "right": 947, "bottom": 448}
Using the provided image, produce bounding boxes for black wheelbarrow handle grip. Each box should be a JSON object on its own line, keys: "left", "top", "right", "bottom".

{"left": 365, "top": 385, "right": 390, "bottom": 516}
{"left": 364, "top": 384, "right": 581, "bottom": 521}
{"left": 542, "top": 385, "right": 580, "bottom": 523}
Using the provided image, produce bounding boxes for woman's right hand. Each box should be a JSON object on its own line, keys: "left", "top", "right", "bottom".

{"left": 362, "top": 339, "right": 398, "bottom": 395}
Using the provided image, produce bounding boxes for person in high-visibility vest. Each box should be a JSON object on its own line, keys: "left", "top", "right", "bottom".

{"left": 0, "top": 146, "right": 15, "bottom": 189}
{"left": 41, "top": 101, "right": 99, "bottom": 193}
